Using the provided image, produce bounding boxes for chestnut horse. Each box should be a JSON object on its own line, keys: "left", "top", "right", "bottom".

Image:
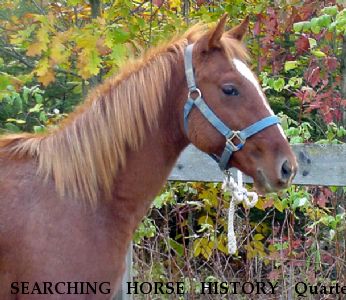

{"left": 0, "top": 16, "right": 297, "bottom": 299}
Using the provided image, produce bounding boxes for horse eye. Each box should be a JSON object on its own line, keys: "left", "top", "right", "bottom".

{"left": 222, "top": 84, "right": 239, "bottom": 96}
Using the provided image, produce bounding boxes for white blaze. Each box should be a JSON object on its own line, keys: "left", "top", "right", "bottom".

{"left": 233, "top": 58, "right": 286, "bottom": 139}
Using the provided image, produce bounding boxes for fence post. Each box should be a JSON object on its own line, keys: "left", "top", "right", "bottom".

{"left": 341, "top": 35, "right": 346, "bottom": 127}
{"left": 114, "top": 242, "right": 132, "bottom": 300}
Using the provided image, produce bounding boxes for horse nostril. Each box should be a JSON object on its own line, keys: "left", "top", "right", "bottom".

{"left": 280, "top": 159, "right": 292, "bottom": 182}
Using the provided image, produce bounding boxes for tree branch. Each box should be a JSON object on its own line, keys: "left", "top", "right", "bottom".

{"left": 0, "top": 42, "right": 80, "bottom": 78}
{"left": 0, "top": 46, "right": 34, "bottom": 68}
{"left": 90, "top": 0, "right": 101, "bottom": 19}
{"left": 31, "top": 0, "right": 46, "bottom": 15}
{"left": 110, "top": 1, "right": 148, "bottom": 25}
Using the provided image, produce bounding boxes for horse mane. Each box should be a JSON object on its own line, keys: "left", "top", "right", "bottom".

{"left": 0, "top": 22, "right": 248, "bottom": 206}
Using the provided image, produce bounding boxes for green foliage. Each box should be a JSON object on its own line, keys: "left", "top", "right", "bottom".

{"left": 279, "top": 113, "right": 346, "bottom": 144}
{"left": 294, "top": 7, "right": 346, "bottom": 35}
{"left": 152, "top": 190, "right": 176, "bottom": 209}
{"left": 0, "top": 85, "right": 66, "bottom": 133}
{"left": 316, "top": 122, "right": 346, "bottom": 144}
{"left": 133, "top": 216, "right": 157, "bottom": 244}
{"left": 279, "top": 113, "right": 312, "bottom": 143}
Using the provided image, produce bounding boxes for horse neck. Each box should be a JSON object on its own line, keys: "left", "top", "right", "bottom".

{"left": 107, "top": 51, "right": 189, "bottom": 236}
{"left": 20, "top": 44, "right": 189, "bottom": 209}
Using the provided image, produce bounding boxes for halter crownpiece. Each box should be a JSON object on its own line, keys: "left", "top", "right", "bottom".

{"left": 183, "top": 43, "right": 280, "bottom": 171}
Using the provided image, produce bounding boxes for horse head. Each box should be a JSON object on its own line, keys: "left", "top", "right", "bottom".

{"left": 182, "top": 15, "right": 297, "bottom": 194}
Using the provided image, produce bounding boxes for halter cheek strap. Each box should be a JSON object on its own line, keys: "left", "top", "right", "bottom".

{"left": 183, "top": 43, "right": 280, "bottom": 171}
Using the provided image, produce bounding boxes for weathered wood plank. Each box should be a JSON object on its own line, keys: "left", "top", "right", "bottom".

{"left": 169, "top": 144, "right": 346, "bottom": 186}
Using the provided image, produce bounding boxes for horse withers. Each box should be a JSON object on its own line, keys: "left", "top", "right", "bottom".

{"left": 0, "top": 15, "right": 297, "bottom": 299}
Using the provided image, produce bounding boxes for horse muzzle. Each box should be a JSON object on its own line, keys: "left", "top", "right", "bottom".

{"left": 255, "top": 157, "right": 298, "bottom": 195}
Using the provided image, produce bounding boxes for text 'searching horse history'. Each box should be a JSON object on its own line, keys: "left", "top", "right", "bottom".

{"left": 0, "top": 15, "right": 297, "bottom": 299}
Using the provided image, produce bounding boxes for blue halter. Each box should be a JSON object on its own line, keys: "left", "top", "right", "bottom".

{"left": 183, "top": 44, "right": 280, "bottom": 171}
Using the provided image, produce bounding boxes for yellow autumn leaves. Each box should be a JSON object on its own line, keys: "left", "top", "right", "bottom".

{"left": 6, "top": 0, "right": 186, "bottom": 87}
{"left": 7, "top": 7, "right": 129, "bottom": 86}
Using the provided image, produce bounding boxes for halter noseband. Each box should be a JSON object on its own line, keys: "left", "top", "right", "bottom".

{"left": 183, "top": 43, "right": 280, "bottom": 171}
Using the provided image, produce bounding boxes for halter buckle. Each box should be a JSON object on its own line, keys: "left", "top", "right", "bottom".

{"left": 226, "top": 131, "right": 245, "bottom": 151}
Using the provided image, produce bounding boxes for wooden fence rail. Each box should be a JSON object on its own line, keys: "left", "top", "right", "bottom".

{"left": 115, "top": 143, "right": 346, "bottom": 299}
{"left": 169, "top": 144, "right": 346, "bottom": 186}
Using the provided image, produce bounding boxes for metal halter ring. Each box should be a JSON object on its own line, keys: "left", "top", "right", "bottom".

{"left": 188, "top": 88, "right": 202, "bottom": 100}
{"left": 226, "top": 131, "right": 246, "bottom": 151}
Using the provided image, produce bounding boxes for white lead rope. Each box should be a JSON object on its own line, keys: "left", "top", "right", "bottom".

{"left": 222, "top": 170, "right": 258, "bottom": 255}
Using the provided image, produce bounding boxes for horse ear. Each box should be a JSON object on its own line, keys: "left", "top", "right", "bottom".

{"left": 208, "top": 13, "right": 228, "bottom": 49}
{"left": 226, "top": 16, "right": 249, "bottom": 41}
